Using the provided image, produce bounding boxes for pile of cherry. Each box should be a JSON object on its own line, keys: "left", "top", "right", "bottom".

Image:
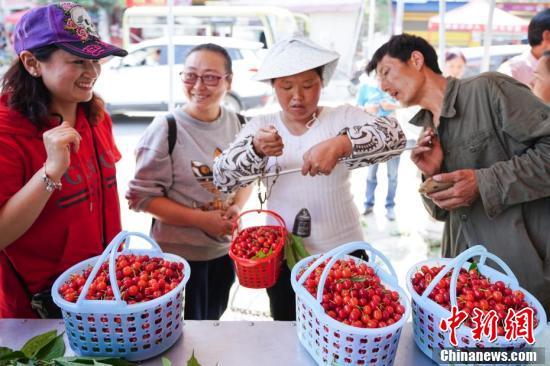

{"left": 58, "top": 254, "right": 185, "bottom": 304}
{"left": 301, "top": 258, "right": 406, "bottom": 328}
{"left": 231, "top": 226, "right": 283, "bottom": 260}
{"left": 411, "top": 265, "right": 539, "bottom": 332}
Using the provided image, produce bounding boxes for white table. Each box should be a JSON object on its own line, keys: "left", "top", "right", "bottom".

{"left": 1, "top": 320, "right": 548, "bottom": 365}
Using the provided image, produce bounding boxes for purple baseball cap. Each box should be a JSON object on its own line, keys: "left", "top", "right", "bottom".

{"left": 14, "top": 2, "right": 127, "bottom": 59}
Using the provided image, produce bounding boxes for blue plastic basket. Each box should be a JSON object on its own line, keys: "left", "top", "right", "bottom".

{"left": 406, "top": 245, "right": 547, "bottom": 366}
{"left": 290, "top": 241, "right": 411, "bottom": 366}
{"left": 51, "top": 231, "right": 190, "bottom": 361}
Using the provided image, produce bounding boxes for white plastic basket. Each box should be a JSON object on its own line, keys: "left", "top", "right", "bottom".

{"left": 51, "top": 231, "right": 190, "bottom": 361}
{"left": 406, "top": 245, "right": 547, "bottom": 366}
{"left": 290, "top": 241, "right": 411, "bottom": 366}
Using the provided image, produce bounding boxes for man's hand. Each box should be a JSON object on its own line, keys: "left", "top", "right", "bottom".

{"left": 427, "top": 169, "right": 479, "bottom": 210}
{"left": 410, "top": 127, "right": 443, "bottom": 178}
{"left": 301, "top": 135, "right": 352, "bottom": 176}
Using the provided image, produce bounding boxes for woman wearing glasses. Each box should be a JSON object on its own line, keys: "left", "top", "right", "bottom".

{"left": 126, "top": 43, "right": 252, "bottom": 320}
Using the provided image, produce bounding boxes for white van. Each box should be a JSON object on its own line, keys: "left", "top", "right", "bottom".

{"left": 122, "top": 5, "right": 298, "bottom": 49}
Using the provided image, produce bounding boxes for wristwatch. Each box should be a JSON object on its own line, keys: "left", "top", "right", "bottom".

{"left": 42, "top": 165, "right": 62, "bottom": 192}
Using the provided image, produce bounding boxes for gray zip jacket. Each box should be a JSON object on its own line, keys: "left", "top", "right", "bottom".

{"left": 410, "top": 73, "right": 550, "bottom": 316}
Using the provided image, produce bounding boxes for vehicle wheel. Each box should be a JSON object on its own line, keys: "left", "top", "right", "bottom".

{"left": 222, "top": 93, "right": 243, "bottom": 113}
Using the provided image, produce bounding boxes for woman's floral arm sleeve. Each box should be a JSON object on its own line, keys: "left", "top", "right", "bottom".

{"left": 339, "top": 114, "right": 406, "bottom": 169}
{"left": 213, "top": 134, "right": 268, "bottom": 193}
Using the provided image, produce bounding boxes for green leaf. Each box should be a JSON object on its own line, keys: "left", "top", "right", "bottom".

{"left": 54, "top": 361, "right": 84, "bottom": 366}
{"left": 0, "top": 351, "right": 27, "bottom": 361}
{"left": 336, "top": 276, "right": 370, "bottom": 283}
{"left": 162, "top": 358, "right": 172, "bottom": 366}
{"left": 93, "top": 360, "right": 136, "bottom": 366}
{"left": 284, "top": 237, "right": 298, "bottom": 270}
{"left": 186, "top": 351, "right": 201, "bottom": 366}
{"left": 35, "top": 333, "right": 65, "bottom": 361}
{"left": 251, "top": 247, "right": 273, "bottom": 260}
{"left": 469, "top": 262, "right": 478, "bottom": 272}
{"left": 53, "top": 357, "right": 135, "bottom": 366}
{"left": 290, "top": 235, "right": 310, "bottom": 259}
{"left": 53, "top": 357, "right": 94, "bottom": 365}
{"left": 0, "top": 348, "right": 13, "bottom": 359}
{"left": 21, "top": 330, "right": 57, "bottom": 358}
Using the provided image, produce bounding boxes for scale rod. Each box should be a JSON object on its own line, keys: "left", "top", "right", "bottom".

{"left": 236, "top": 145, "right": 417, "bottom": 183}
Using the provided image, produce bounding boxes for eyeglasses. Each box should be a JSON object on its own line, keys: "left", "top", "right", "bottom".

{"left": 179, "top": 71, "right": 229, "bottom": 86}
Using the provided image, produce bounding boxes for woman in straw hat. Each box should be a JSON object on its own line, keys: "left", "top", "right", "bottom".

{"left": 0, "top": 2, "right": 127, "bottom": 318}
{"left": 213, "top": 37, "right": 406, "bottom": 320}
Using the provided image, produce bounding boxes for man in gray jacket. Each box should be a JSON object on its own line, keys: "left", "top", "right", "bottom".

{"left": 368, "top": 34, "right": 550, "bottom": 317}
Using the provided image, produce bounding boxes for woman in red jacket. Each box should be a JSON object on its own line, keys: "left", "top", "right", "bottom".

{"left": 0, "top": 2, "right": 127, "bottom": 318}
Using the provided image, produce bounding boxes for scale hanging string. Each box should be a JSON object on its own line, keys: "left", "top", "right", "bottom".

{"left": 256, "top": 158, "right": 281, "bottom": 210}
{"left": 305, "top": 112, "right": 317, "bottom": 129}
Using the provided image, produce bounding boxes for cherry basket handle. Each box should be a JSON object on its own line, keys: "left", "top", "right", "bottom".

{"left": 230, "top": 209, "right": 287, "bottom": 239}
{"left": 76, "top": 231, "right": 163, "bottom": 306}
{"left": 297, "top": 241, "right": 399, "bottom": 304}
{"left": 420, "top": 245, "right": 486, "bottom": 303}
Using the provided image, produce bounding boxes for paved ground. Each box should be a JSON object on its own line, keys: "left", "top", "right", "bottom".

{"left": 112, "top": 75, "right": 444, "bottom": 321}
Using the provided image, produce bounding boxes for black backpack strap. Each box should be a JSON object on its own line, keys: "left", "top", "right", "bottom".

{"left": 152, "top": 113, "right": 177, "bottom": 232}
{"left": 166, "top": 113, "right": 177, "bottom": 155}
{"left": 236, "top": 113, "right": 247, "bottom": 126}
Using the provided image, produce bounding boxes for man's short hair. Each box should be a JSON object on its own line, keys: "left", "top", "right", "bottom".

{"left": 528, "top": 9, "right": 550, "bottom": 47}
{"left": 366, "top": 33, "right": 442, "bottom": 75}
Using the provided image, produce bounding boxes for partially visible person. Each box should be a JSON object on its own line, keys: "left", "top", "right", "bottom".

{"left": 126, "top": 43, "right": 252, "bottom": 321}
{"left": 0, "top": 2, "right": 127, "bottom": 318}
{"left": 213, "top": 37, "right": 406, "bottom": 320}
{"left": 145, "top": 48, "right": 162, "bottom": 66}
{"left": 368, "top": 33, "right": 550, "bottom": 317}
{"left": 498, "top": 8, "right": 550, "bottom": 87}
{"left": 356, "top": 76, "right": 401, "bottom": 221}
{"left": 533, "top": 50, "right": 550, "bottom": 103}
{"left": 444, "top": 49, "right": 467, "bottom": 79}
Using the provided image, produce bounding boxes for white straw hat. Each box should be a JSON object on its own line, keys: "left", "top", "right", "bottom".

{"left": 253, "top": 36, "right": 340, "bottom": 86}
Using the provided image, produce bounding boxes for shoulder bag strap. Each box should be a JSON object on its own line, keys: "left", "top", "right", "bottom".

{"left": 166, "top": 113, "right": 177, "bottom": 155}
{"left": 236, "top": 113, "right": 247, "bottom": 127}
{"left": 152, "top": 113, "right": 177, "bottom": 232}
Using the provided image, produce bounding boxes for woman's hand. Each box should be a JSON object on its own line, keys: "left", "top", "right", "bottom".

{"left": 42, "top": 121, "right": 81, "bottom": 181}
{"left": 223, "top": 203, "right": 241, "bottom": 221}
{"left": 301, "top": 135, "right": 352, "bottom": 176}
{"left": 410, "top": 127, "right": 443, "bottom": 178}
{"left": 199, "top": 210, "right": 233, "bottom": 237}
{"left": 252, "top": 126, "right": 283, "bottom": 157}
